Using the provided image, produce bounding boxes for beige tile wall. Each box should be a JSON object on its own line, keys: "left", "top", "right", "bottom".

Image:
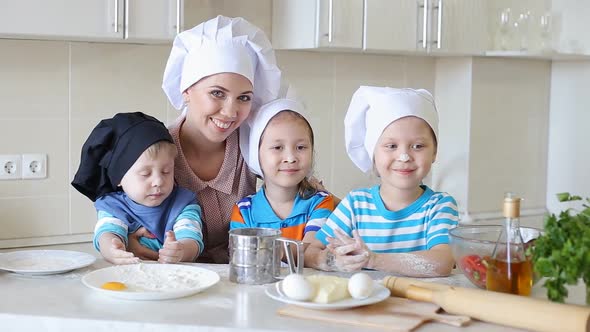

{"left": 0, "top": 37, "right": 437, "bottom": 245}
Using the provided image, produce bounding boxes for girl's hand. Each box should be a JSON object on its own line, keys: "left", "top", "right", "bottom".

{"left": 325, "top": 229, "right": 373, "bottom": 271}
{"left": 128, "top": 227, "right": 159, "bottom": 261}
{"left": 104, "top": 237, "right": 140, "bottom": 265}
{"left": 158, "top": 231, "right": 184, "bottom": 264}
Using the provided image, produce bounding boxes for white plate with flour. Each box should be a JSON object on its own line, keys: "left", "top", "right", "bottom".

{"left": 82, "top": 263, "right": 220, "bottom": 300}
{"left": 0, "top": 250, "right": 96, "bottom": 275}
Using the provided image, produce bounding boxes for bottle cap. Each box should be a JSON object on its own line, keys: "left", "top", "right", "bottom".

{"left": 503, "top": 192, "right": 521, "bottom": 218}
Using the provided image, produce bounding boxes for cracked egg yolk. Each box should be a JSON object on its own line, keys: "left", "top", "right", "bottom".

{"left": 101, "top": 281, "right": 127, "bottom": 291}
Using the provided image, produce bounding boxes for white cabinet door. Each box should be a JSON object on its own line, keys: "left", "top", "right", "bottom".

{"left": 317, "top": 0, "right": 364, "bottom": 48}
{"left": 364, "top": 0, "right": 421, "bottom": 52}
{"left": 429, "top": 0, "right": 488, "bottom": 54}
{"left": 272, "top": 0, "right": 363, "bottom": 50}
{"left": 364, "top": 0, "right": 488, "bottom": 55}
{"left": 0, "top": 0, "right": 121, "bottom": 40}
{"left": 125, "top": 0, "right": 181, "bottom": 42}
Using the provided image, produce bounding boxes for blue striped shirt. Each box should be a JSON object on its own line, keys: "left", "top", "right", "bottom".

{"left": 316, "top": 185, "right": 458, "bottom": 253}
{"left": 94, "top": 203, "right": 204, "bottom": 253}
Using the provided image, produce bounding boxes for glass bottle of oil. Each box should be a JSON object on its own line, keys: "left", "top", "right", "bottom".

{"left": 486, "top": 192, "right": 533, "bottom": 295}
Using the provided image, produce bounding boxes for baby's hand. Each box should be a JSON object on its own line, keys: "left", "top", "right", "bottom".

{"left": 104, "top": 238, "right": 140, "bottom": 265}
{"left": 158, "top": 231, "right": 184, "bottom": 264}
{"left": 128, "top": 227, "right": 159, "bottom": 261}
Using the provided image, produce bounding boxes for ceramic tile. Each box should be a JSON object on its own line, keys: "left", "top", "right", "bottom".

{"left": 0, "top": 119, "right": 69, "bottom": 198}
{"left": 276, "top": 50, "right": 334, "bottom": 187}
{"left": 69, "top": 42, "right": 170, "bottom": 186}
{"left": 0, "top": 196, "right": 69, "bottom": 239}
{"left": 469, "top": 58, "right": 551, "bottom": 212}
{"left": 0, "top": 39, "right": 68, "bottom": 120}
{"left": 404, "top": 56, "right": 437, "bottom": 93}
{"left": 331, "top": 54, "right": 417, "bottom": 196}
{"left": 69, "top": 42, "right": 169, "bottom": 122}
{"left": 69, "top": 188, "right": 96, "bottom": 234}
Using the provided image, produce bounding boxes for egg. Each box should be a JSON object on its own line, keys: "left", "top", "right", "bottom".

{"left": 280, "top": 274, "right": 315, "bottom": 301}
{"left": 347, "top": 272, "right": 373, "bottom": 299}
{"left": 101, "top": 281, "right": 127, "bottom": 291}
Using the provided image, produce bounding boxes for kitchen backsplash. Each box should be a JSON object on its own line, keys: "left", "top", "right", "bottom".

{"left": 0, "top": 5, "right": 557, "bottom": 246}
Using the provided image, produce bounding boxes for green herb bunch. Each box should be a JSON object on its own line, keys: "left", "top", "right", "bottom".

{"left": 531, "top": 193, "right": 590, "bottom": 305}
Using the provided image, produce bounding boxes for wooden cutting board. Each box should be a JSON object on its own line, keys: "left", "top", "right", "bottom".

{"left": 277, "top": 297, "right": 471, "bottom": 332}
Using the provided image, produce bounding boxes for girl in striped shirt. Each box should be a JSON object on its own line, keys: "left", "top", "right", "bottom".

{"left": 313, "top": 87, "right": 458, "bottom": 276}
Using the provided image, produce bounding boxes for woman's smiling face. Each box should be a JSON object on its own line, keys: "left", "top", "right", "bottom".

{"left": 183, "top": 72, "right": 254, "bottom": 143}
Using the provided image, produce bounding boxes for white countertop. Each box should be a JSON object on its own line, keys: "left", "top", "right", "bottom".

{"left": 0, "top": 243, "right": 585, "bottom": 332}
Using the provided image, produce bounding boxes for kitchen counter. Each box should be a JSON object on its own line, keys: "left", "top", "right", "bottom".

{"left": 0, "top": 243, "right": 585, "bottom": 332}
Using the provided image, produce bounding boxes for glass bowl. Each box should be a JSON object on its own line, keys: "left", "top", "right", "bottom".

{"left": 449, "top": 225, "right": 543, "bottom": 289}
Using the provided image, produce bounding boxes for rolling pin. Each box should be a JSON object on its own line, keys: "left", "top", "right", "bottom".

{"left": 404, "top": 284, "right": 590, "bottom": 332}
{"left": 382, "top": 276, "right": 451, "bottom": 297}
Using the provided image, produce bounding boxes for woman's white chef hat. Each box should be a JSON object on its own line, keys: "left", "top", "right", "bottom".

{"left": 345, "top": 86, "right": 438, "bottom": 173}
{"left": 240, "top": 92, "right": 307, "bottom": 178}
{"left": 162, "top": 15, "right": 281, "bottom": 110}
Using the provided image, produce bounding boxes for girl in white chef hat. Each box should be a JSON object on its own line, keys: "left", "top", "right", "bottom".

{"left": 129, "top": 16, "right": 282, "bottom": 264}
{"left": 312, "top": 87, "right": 459, "bottom": 276}
{"left": 230, "top": 98, "right": 337, "bottom": 269}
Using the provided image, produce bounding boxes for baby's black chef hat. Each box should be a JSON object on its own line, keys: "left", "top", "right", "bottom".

{"left": 71, "top": 112, "right": 173, "bottom": 202}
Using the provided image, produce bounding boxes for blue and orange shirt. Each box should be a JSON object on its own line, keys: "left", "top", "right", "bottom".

{"left": 230, "top": 188, "right": 335, "bottom": 240}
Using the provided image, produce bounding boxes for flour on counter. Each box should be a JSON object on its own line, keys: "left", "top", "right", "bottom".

{"left": 113, "top": 264, "right": 204, "bottom": 292}
{"left": 5, "top": 257, "right": 74, "bottom": 270}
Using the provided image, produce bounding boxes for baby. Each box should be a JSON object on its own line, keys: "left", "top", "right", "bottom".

{"left": 72, "top": 112, "right": 203, "bottom": 265}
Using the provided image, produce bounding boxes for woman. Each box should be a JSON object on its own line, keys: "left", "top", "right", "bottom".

{"left": 128, "top": 15, "right": 281, "bottom": 263}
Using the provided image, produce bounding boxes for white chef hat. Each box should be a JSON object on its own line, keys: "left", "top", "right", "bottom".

{"left": 240, "top": 97, "right": 307, "bottom": 177}
{"left": 345, "top": 86, "right": 438, "bottom": 173}
{"left": 162, "top": 15, "right": 281, "bottom": 110}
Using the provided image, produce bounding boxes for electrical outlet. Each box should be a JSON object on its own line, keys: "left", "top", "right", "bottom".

{"left": 0, "top": 154, "right": 22, "bottom": 180}
{"left": 22, "top": 154, "right": 47, "bottom": 179}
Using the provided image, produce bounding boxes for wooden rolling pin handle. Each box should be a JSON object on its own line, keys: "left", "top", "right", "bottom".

{"left": 405, "top": 285, "right": 435, "bottom": 303}
{"left": 382, "top": 276, "right": 450, "bottom": 297}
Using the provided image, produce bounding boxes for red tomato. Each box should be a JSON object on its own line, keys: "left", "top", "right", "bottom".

{"left": 460, "top": 254, "right": 488, "bottom": 288}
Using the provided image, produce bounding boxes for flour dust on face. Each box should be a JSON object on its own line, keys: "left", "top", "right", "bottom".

{"left": 258, "top": 111, "right": 314, "bottom": 193}
{"left": 373, "top": 116, "right": 437, "bottom": 196}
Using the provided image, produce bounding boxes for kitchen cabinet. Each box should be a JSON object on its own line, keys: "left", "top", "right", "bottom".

{"left": 364, "top": 0, "right": 489, "bottom": 55}
{"left": 272, "top": 0, "right": 364, "bottom": 50}
{"left": 0, "top": 0, "right": 183, "bottom": 43}
{"left": 272, "top": 0, "right": 488, "bottom": 55}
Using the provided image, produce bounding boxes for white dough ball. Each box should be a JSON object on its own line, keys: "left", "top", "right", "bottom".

{"left": 281, "top": 274, "right": 315, "bottom": 301}
{"left": 348, "top": 272, "right": 374, "bottom": 299}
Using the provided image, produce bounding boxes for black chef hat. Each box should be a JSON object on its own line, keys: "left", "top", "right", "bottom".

{"left": 71, "top": 112, "right": 173, "bottom": 202}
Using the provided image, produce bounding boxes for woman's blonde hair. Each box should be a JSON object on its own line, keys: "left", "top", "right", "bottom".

{"left": 260, "top": 110, "right": 318, "bottom": 199}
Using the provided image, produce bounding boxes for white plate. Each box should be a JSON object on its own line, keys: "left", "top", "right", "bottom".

{"left": 0, "top": 250, "right": 96, "bottom": 275}
{"left": 265, "top": 281, "right": 391, "bottom": 310}
{"left": 82, "top": 263, "right": 220, "bottom": 301}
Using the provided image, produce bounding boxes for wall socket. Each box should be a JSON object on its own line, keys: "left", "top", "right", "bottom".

{"left": 0, "top": 154, "right": 22, "bottom": 180}
{"left": 22, "top": 154, "right": 47, "bottom": 179}
{"left": 0, "top": 154, "right": 47, "bottom": 180}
